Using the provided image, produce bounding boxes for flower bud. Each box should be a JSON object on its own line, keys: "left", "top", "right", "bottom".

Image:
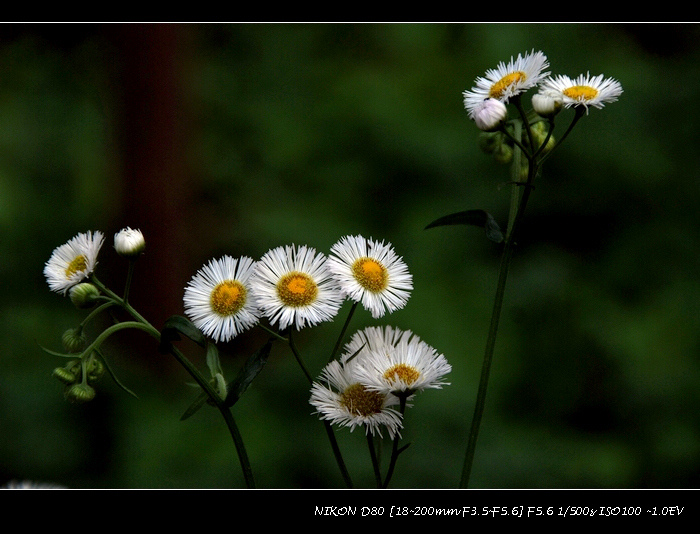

{"left": 53, "top": 361, "right": 81, "bottom": 385}
{"left": 69, "top": 283, "right": 100, "bottom": 309}
{"left": 472, "top": 98, "right": 507, "bottom": 132}
{"left": 478, "top": 131, "right": 505, "bottom": 154}
{"left": 62, "top": 327, "right": 87, "bottom": 353}
{"left": 532, "top": 92, "right": 562, "bottom": 118}
{"left": 114, "top": 227, "right": 145, "bottom": 259}
{"left": 64, "top": 383, "right": 96, "bottom": 404}
{"left": 528, "top": 120, "right": 556, "bottom": 154}
{"left": 86, "top": 357, "right": 105, "bottom": 383}
{"left": 492, "top": 143, "right": 513, "bottom": 165}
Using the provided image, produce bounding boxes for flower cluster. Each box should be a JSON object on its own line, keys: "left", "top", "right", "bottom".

{"left": 463, "top": 49, "right": 623, "bottom": 131}
{"left": 309, "top": 326, "right": 451, "bottom": 439}
{"left": 183, "top": 235, "right": 413, "bottom": 343}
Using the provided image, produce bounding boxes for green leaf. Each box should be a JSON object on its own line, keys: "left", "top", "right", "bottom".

{"left": 159, "top": 315, "right": 205, "bottom": 353}
{"left": 225, "top": 339, "right": 274, "bottom": 407}
{"left": 425, "top": 209, "right": 504, "bottom": 243}
{"left": 96, "top": 349, "right": 138, "bottom": 399}
{"left": 205, "top": 342, "right": 224, "bottom": 378}
{"left": 180, "top": 390, "right": 208, "bottom": 421}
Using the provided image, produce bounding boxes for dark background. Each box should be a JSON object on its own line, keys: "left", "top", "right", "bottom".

{"left": 1, "top": 23, "right": 699, "bottom": 489}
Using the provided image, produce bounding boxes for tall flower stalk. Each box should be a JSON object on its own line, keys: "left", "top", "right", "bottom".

{"left": 429, "top": 50, "right": 622, "bottom": 488}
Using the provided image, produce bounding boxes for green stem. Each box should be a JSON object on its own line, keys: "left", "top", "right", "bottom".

{"left": 460, "top": 144, "right": 540, "bottom": 490}
{"left": 90, "top": 275, "right": 256, "bottom": 488}
{"left": 381, "top": 393, "right": 408, "bottom": 488}
{"left": 324, "top": 421, "right": 354, "bottom": 488}
{"left": 286, "top": 327, "right": 354, "bottom": 488}
{"left": 287, "top": 329, "right": 313, "bottom": 384}
{"left": 329, "top": 302, "right": 358, "bottom": 363}
{"left": 122, "top": 260, "right": 136, "bottom": 305}
{"left": 367, "top": 433, "right": 382, "bottom": 488}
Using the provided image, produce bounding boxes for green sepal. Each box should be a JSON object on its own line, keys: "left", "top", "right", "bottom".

{"left": 425, "top": 209, "right": 504, "bottom": 243}
{"left": 224, "top": 339, "right": 274, "bottom": 407}
{"left": 159, "top": 315, "right": 206, "bottom": 353}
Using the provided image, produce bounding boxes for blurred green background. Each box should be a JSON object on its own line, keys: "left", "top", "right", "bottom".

{"left": 2, "top": 23, "right": 699, "bottom": 489}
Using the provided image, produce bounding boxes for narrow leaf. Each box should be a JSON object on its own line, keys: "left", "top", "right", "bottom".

{"left": 96, "top": 349, "right": 138, "bottom": 399}
{"left": 180, "top": 391, "right": 208, "bottom": 421}
{"left": 159, "top": 315, "right": 205, "bottom": 353}
{"left": 225, "top": 339, "right": 274, "bottom": 407}
{"left": 425, "top": 209, "right": 504, "bottom": 243}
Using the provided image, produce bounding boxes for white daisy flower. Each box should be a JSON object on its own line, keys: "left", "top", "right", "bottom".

{"left": 349, "top": 326, "right": 451, "bottom": 397}
{"left": 251, "top": 244, "right": 343, "bottom": 331}
{"left": 44, "top": 231, "right": 105, "bottom": 294}
{"left": 114, "top": 227, "right": 145, "bottom": 258}
{"left": 538, "top": 72, "right": 623, "bottom": 111}
{"left": 339, "top": 325, "right": 412, "bottom": 365}
{"left": 183, "top": 255, "right": 261, "bottom": 343}
{"left": 463, "top": 49, "right": 550, "bottom": 118}
{"left": 309, "top": 358, "right": 403, "bottom": 439}
{"left": 327, "top": 235, "right": 413, "bottom": 319}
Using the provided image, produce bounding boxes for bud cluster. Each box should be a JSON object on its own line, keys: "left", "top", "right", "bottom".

{"left": 52, "top": 355, "right": 105, "bottom": 404}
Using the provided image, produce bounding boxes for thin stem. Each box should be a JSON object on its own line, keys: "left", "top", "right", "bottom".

{"left": 459, "top": 234, "right": 515, "bottom": 488}
{"left": 287, "top": 329, "right": 313, "bottom": 384}
{"left": 324, "top": 421, "right": 354, "bottom": 488}
{"left": 367, "top": 433, "right": 382, "bottom": 488}
{"left": 381, "top": 393, "right": 408, "bottom": 488}
{"left": 286, "top": 327, "right": 354, "bottom": 488}
{"left": 329, "top": 302, "right": 358, "bottom": 363}
{"left": 89, "top": 275, "right": 256, "bottom": 488}
{"left": 122, "top": 260, "right": 136, "bottom": 305}
{"left": 460, "top": 146, "right": 540, "bottom": 490}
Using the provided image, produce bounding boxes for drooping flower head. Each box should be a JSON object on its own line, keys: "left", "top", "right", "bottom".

{"left": 309, "top": 358, "right": 403, "bottom": 439}
{"left": 183, "top": 255, "right": 260, "bottom": 343}
{"left": 346, "top": 326, "right": 451, "bottom": 397}
{"left": 251, "top": 244, "right": 343, "bottom": 331}
{"left": 537, "top": 72, "right": 623, "bottom": 112}
{"left": 44, "top": 231, "right": 105, "bottom": 295}
{"left": 327, "top": 235, "right": 413, "bottom": 319}
{"left": 463, "top": 49, "right": 550, "bottom": 118}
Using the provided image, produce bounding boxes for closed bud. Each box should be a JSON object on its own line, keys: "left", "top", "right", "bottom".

{"left": 86, "top": 357, "right": 105, "bottom": 383}
{"left": 62, "top": 327, "right": 87, "bottom": 353}
{"left": 532, "top": 92, "right": 562, "bottom": 118}
{"left": 53, "top": 361, "right": 81, "bottom": 385}
{"left": 529, "top": 121, "right": 556, "bottom": 154}
{"left": 478, "top": 131, "right": 503, "bottom": 154}
{"left": 64, "top": 383, "right": 96, "bottom": 404}
{"left": 472, "top": 98, "right": 508, "bottom": 132}
{"left": 114, "top": 227, "right": 145, "bottom": 259}
{"left": 493, "top": 143, "right": 513, "bottom": 165}
{"left": 69, "top": 283, "right": 100, "bottom": 309}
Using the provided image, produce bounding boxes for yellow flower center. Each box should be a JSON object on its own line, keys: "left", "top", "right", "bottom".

{"left": 383, "top": 363, "right": 421, "bottom": 386}
{"left": 340, "top": 383, "right": 384, "bottom": 416}
{"left": 277, "top": 271, "right": 318, "bottom": 307}
{"left": 563, "top": 85, "right": 599, "bottom": 102}
{"left": 489, "top": 71, "right": 526, "bottom": 99}
{"left": 351, "top": 257, "right": 388, "bottom": 293}
{"left": 210, "top": 280, "right": 247, "bottom": 316}
{"left": 65, "top": 255, "right": 88, "bottom": 278}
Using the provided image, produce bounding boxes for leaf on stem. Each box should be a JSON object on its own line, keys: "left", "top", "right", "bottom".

{"left": 95, "top": 349, "right": 138, "bottom": 399}
{"left": 225, "top": 339, "right": 274, "bottom": 407}
{"left": 180, "top": 391, "right": 208, "bottom": 421}
{"left": 159, "top": 315, "right": 206, "bottom": 353}
{"left": 425, "top": 209, "right": 504, "bottom": 243}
